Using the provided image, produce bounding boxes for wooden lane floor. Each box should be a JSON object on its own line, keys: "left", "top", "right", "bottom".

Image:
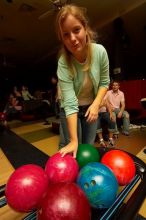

{"left": 0, "top": 149, "right": 27, "bottom": 220}
{"left": 11, "top": 121, "right": 59, "bottom": 157}
{"left": 0, "top": 125, "right": 146, "bottom": 219}
{"left": 136, "top": 146, "right": 146, "bottom": 217}
{"left": 0, "top": 127, "right": 49, "bottom": 220}
{"left": 0, "top": 128, "right": 49, "bottom": 169}
{"left": 0, "top": 149, "right": 14, "bottom": 186}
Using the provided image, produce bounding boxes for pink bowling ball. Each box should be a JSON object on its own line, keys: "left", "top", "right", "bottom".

{"left": 5, "top": 164, "right": 49, "bottom": 212}
{"left": 45, "top": 153, "right": 79, "bottom": 184}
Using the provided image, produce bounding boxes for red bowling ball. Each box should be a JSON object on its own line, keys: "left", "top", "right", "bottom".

{"left": 38, "top": 182, "right": 91, "bottom": 220}
{"left": 5, "top": 164, "right": 49, "bottom": 212}
{"left": 45, "top": 153, "right": 79, "bottom": 184}
{"left": 101, "top": 149, "right": 136, "bottom": 186}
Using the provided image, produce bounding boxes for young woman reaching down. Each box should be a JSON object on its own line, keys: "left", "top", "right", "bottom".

{"left": 56, "top": 4, "right": 110, "bottom": 157}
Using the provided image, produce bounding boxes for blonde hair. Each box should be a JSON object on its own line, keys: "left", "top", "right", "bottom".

{"left": 56, "top": 4, "right": 97, "bottom": 75}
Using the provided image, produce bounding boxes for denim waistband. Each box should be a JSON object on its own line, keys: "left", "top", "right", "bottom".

{"left": 60, "top": 105, "right": 91, "bottom": 117}
{"left": 79, "top": 105, "right": 90, "bottom": 111}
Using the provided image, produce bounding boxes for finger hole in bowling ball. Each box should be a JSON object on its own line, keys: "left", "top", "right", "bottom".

{"left": 90, "top": 180, "right": 96, "bottom": 186}
{"left": 84, "top": 182, "right": 89, "bottom": 189}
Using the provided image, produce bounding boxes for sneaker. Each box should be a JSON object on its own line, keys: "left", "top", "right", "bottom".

{"left": 122, "top": 131, "right": 129, "bottom": 136}
{"left": 113, "top": 131, "right": 119, "bottom": 135}
{"left": 113, "top": 134, "right": 119, "bottom": 139}
{"left": 108, "top": 138, "right": 115, "bottom": 148}
{"left": 43, "top": 121, "right": 50, "bottom": 125}
{"left": 99, "top": 139, "right": 107, "bottom": 148}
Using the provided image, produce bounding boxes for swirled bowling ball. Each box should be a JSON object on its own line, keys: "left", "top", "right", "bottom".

{"left": 45, "top": 153, "right": 79, "bottom": 184}
{"left": 77, "top": 162, "right": 118, "bottom": 209}
{"left": 38, "top": 182, "right": 91, "bottom": 220}
{"left": 5, "top": 164, "right": 49, "bottom": 212}
{"left": 101, "top": 150, "right": 136, "bottom": 186}
{"left": 76, "top": 144, "right": 100, "bottom": 168}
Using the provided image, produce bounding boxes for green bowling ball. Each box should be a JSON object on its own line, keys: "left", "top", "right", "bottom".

{"left": 76, "top": 144, "right": 100, "bottom": 168}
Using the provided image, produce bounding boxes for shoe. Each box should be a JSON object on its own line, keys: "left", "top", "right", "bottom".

{"left": 43, "top": 121, "right": 50, "bottom": 125}
{"left": 99, "top": 139, "right": 107, "bottom": 148}
{"left": 113, "top": 134, "right": 119, "bottom": 139}
{"left": 108, "top": 138, "right": 115, "bottom": 148}
{"left": 122, "top": 131, "right": 129, "bottom": 136}
{"left": 113, "top": 131, "right": 119, "bottom": 135}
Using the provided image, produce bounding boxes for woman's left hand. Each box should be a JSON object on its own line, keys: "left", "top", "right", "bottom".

{"left": 85, "top": 104, "right": 99, "bottom": 123}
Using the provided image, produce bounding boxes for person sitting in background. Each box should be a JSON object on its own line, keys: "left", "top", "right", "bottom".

{"left": 34, "top": 90, "right": 51, "bottom": 125}
{"left": 21, "top": 85, "right": 34, "bottom": 101}
{"left": 96, "top": 97, "right": 115, "bottom": 147}
{"left": 106, "top": 81, "right": 130, "bottom": 136}
{"left": 13, "top": 86, "right": 23, "bottom": 103}
{"left": 3, "top": 93, "right": 22, "bottom": 127}
{"left": 22, "top": 87, "right": 51, "bottom": 125}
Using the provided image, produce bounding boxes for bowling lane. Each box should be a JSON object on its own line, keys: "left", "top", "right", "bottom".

{"left": 0, "top": 128, "right": 49, "bottom": 169}
{"left": 0, "top": 126, "right": 146, "bottom": 219}
{"left": 0, "top": 204, "right": 27, "bottom": 220}
{"left": 0, "top": 149, "right": 14, "bottom": 186}
{"left": 32, "top": 135, "right": 59, "bottom": 156}
{"left": 119, "top": 147, "right": 146, "bottom": 218}
{"left": 0, "top": 128, "right": 49, "bottom": 220}
{"left": 11, "top": 121, "right": 58, "bottom": 156}
{"left": 0, "top": 149, "right": 28, "bottom": 220}
{"left": 136, "top": 147, "right": 146, "bottom": 217}
{"left": 11, "top": 121, "right": 51, "bottom": 135}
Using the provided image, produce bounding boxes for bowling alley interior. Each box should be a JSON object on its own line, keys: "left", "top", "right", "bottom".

{"left": 0, "top": 0, "right": 146, "bottom": 220}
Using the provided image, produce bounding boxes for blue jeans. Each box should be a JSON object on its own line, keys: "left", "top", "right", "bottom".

{"left": 59, "top": 106, "right": 97, "bottom": 147}
{"left": 113, "top": 108, "right": 130, "bottom": 134}
{"left": 96, "top": 112, "right": 115, "bottom": 133}
{"left": 59, "top": 110, "right": 70, "bottom": 147}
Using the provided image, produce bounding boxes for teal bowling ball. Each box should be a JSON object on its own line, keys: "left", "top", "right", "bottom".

{"left": 76, "top": 144, "right": 100, "bottom": 168}
{"left": 77, "top": 162, "right": 118, "bottom": 209}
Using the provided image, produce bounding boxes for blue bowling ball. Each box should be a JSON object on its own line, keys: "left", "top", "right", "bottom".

{"left": 77, "top": 162, "right": 118, "bottom": 209}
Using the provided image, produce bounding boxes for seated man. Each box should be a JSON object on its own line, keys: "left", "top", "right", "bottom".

{"left": 96, "top": 98, "right": 116, "bottom": 147}
{"left": 106, "top": 81, "right": 130, "bottom": 136}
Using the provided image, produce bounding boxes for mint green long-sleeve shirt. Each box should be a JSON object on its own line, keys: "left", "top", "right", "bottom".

{"left": 57, "top": 43, "right": 110, "bottom": 116}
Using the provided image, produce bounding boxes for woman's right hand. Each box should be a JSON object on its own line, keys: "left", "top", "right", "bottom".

{"left": 59, "top": 142, "right": 78, "bottom": 158}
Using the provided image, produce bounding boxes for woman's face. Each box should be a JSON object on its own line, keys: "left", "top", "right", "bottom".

{"left": 60, "top": 14, "right": 87, "bottom": 61}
